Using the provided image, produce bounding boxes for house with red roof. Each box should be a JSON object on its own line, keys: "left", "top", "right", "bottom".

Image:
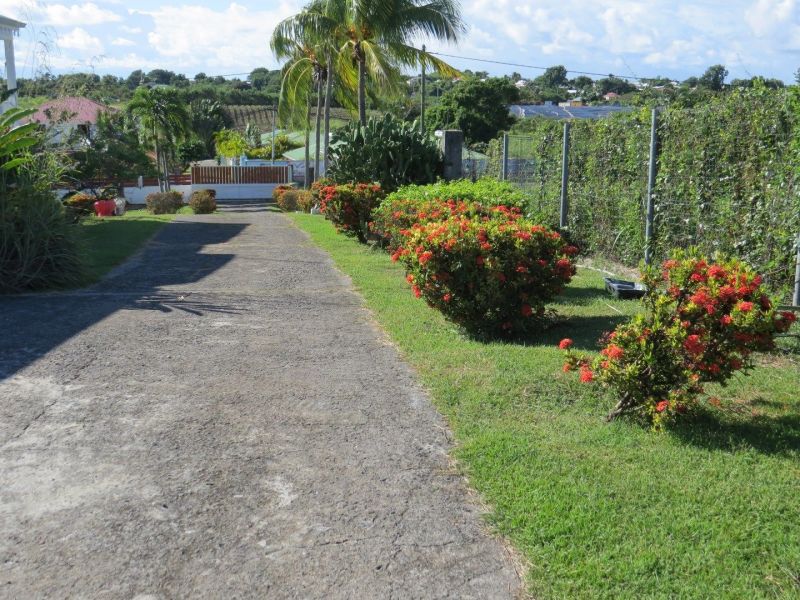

{"left": 29, "top": 96, "right": 116, "bottom": 145}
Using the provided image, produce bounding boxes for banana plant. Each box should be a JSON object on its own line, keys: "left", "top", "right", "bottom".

{"left": 0, "top": 107, "right": 38, "bottom": 172}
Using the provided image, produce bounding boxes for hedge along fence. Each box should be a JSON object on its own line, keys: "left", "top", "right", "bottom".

{"left": 504, "top": 86, "right": 800, "bottom": 301}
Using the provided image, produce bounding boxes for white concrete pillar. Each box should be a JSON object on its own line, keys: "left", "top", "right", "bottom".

{"left": 4, "top": 36, "right": 17, "bottom": 108}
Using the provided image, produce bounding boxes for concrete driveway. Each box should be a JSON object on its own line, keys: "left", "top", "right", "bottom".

{"left": 0, "top": 206, "right": 521, "bottom": 598}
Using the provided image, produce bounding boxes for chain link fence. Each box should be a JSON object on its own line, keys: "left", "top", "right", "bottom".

{"left": 492, "top": 95, "right": 800, "bottom": 303}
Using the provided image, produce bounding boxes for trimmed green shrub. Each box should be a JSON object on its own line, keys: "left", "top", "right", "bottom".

{"left": 327, "top": 114, "right": 442, "bottom": 191}
{"left": 561, "top": 250, "right": 796, "bottom": 426}
{"left": 272, "top": 183, "right": 296, "bottom": 204}
{"left": 396, "top": 214, "right": 577, "bottom": 337}
{"left": 189, "top": 189, "right": 216, "bottom": 214}
{"left": 320, "top": 183, "right": 386, "bottom": 243}
{"left": 276, "top": 189, "right": 299, "bottom": 212}
{"left": 296, "top": 190, "right": 314, "bottom": 213}
{"left": 145, "top": 191, "right": 184, "bottom": 214}
{"left": 387, "top": 178, "right": 530, "bottom": 208}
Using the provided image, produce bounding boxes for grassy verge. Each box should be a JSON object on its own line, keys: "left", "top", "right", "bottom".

{"left": 74, "top": 208, "right": 188, "bottom": 284}
{"left": 289, "top": 213, "right": 800, "bottom": 599}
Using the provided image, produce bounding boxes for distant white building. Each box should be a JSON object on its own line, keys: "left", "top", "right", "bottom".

{"left": 0, "top": 14, "right": 25, "bottom": 113}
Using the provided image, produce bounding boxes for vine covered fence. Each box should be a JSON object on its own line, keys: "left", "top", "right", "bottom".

{"left": 487, "top": 86, "right": 800, "bottom": 301}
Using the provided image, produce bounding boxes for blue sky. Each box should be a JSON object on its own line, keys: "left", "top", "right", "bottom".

{"left": 2, "top": 1, "right": 799, "bottom": 83}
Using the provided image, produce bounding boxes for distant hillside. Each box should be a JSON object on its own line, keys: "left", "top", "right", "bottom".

{"left": 222, "top": 105, "right": 357, "bottom": 132}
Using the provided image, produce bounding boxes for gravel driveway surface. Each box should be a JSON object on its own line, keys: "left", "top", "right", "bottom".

{"left": 0, "top": 205, "right": 521, "bottom": 599}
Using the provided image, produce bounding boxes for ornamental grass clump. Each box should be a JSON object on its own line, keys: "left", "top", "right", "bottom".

{"left": 396, "top": 214, "right": 577, "bottom": 337}
{"left": 320, "top": 182, "right": 385, "bottom": 243}
{"left": 560, "top": 250, "right": 796, "bottom": 426}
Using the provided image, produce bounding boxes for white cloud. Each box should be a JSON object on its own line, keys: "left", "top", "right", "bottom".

{"left": 136, "top": 2, "right": 304, "bottom": 70}
{"left": 745, "top": 0, "right": 796, "bottom": 36}
{"left": 3, "top": 0, "right": 799, "bottom": 83}
{"left": 43, "top": 2, "right": 122, "bottom": 25}
{"left": 643, "top": 38, "right": 707, "bottom": 68}
{"left": 58, "top": 27, "right": 103, "bottom": 53}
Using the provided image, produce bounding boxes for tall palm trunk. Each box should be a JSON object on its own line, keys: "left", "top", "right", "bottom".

{"left": 356, "top": 44, "right": 367, "bottom": 125}
{"left": 154, "top": 129, "right": 165, "bottom": 193}
{"left": 323, "top": 52, "right": 333, "bottom": 176}
{"left": 304, "top": 96, "right": 311, "bottom": 189}
{"left": 314, "top": 76, "right": 323, "bottom": 183}
{"left": 162, "top": 147, "right": 171, "bottom": 192}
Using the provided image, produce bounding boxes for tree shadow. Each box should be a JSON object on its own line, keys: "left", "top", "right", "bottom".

{"left": 461, "top": 314, "right": 629, "bottom": 350}
{"left": 668, "top": 406, "right": 800, "bottom": 457}
{"left": 554, "top": 283, "right": 616, "bottom": 306}
{"left": 0, "top": 220, "right": 247, "bottom": 381}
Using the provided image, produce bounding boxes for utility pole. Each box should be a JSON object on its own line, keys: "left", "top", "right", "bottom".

{"left": 420, "top": 45, "right": 426, "bottom": 134}
{"left": 271, "top": 106, "right": 276, "bottom": 166}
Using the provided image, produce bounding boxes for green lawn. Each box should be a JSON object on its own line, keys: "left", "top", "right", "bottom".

{"left": 75, "top": 208, "right": 188, "bottom": 283}
{"left": 289, "top": 213, "right": 800, "bottom": 599}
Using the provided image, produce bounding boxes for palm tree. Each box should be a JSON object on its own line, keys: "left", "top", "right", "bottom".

{"left": 269, "top": 39, "right": 321, "bottom": 187}
{"left": 190, "top": 99, "right": 226, "bottom": 157}
{"left": 128, "top": 87, "right": 190, "bottom": 191}
{"left": 273, "top": 2, "right": 339, "bottom": 182}
{"left": 274, "top": 0, "right": 464, "bottom": 125}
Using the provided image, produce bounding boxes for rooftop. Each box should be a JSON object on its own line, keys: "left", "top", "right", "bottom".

{"left": 29, "top": 97, "right": 115, "bottom": 125}
{"left": 509, "top": 103, "right": 633, "bottom": 120}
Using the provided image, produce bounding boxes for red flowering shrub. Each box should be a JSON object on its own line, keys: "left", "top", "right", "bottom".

{"left": 319, "top": 183, "right": 386, "bottom": 243}
{"left": 561, "top": 250, "right": 796, "bottom": 426}
{"left": 272, "top": 184, "right": 295, "bottom": 205}
{"left": 310, "top": 177, "right": 333, "bottom": 204}
{"left": 397, "top": 215, "right": 577, "bottom": 336}
{"left": 370, "top": 196, "right": 523, "bottom": 252}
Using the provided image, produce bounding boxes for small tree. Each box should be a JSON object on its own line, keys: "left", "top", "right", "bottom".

{"left": 71, "top": 112, "right": 157, "bottom": 192}
{"left": 128, "top": 87, "right": 190, "bottom": 191}
{"left": 699, "top": 65, "right": 728, "bottom": 91}
{"left": 426, "top": 77, "right": 520, "bottom": 144}
{"left": 214, "top": 129, "right": 248, "bottom": 160}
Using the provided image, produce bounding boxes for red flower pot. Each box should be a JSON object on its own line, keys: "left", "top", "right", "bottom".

{"left": 94, "top": 199, "right": 116, "bottom": 217}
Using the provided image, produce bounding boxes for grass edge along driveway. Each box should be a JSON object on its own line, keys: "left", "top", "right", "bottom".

{"left": 75, "top": 208, "right": 187, "bottom": 285}
{"left": 288, "top": 212, "right": 800, "bottom": 600}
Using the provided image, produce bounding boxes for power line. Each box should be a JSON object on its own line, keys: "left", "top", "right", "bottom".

{"left": 427, "top": 51, "right": 656, "bottom": 82}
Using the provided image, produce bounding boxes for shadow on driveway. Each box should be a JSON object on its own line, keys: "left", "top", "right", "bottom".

{"left": 0, "top": 220, "right": 247, "bottom": 381}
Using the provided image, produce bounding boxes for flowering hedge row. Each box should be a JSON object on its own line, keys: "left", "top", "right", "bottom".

{"left": 396, "top": 214, "right": 577, "bottom": 336}
{"left": 320, "top": 183, "right": 385, "bottom": 242}
{"left": 370, "top": 197, "right": 522, "bottom": 252}
{"left": 561, "top": 250, "right": 796, "bottom": 426}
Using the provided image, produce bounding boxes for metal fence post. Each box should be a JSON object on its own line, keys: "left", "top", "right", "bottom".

{"left": 644, "top": 108, "right": 659, "bottom": 265}
{"left": 793, "top": 232, "right": 800, "bottom": 307}
{"left": 501, "top": 132, "right": 509, "bottom": 181}
{"left": 559, "top": 121, "right": 571, "bottom": 229}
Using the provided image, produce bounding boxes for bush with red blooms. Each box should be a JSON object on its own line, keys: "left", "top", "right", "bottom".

{"left": 319, "top": 182, "right": 385, "bottom": 243}
{"left": 369, "top": 196, "right": 523, "bottom": 252}
{"left": 560, "top": 249, "right": 797, "bottom": 427}
{"left": 272, "top": 184, "right": 295, "bottom": 205}
{"left": 397, "top": 215, "right": 577, "bottom": 336}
